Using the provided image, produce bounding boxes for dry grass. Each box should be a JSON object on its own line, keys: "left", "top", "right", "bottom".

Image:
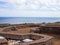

{"left": 5, "top": 27, "right": 37, "bottom": 34}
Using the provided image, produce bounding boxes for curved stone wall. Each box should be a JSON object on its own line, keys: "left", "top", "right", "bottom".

{"left": 0, "top": 32, "right": 54, "bottom": 45}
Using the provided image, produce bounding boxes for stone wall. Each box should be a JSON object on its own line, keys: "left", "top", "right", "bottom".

{"left": 0, "top": 32, "right": 54, "bottom": 45}
{"left": 0, "top": 42, "right": 8, "bottom": 45}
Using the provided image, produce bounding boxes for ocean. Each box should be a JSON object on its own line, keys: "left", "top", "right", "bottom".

{"left": 0, "top": 17, "right": 60, "bottom": 24}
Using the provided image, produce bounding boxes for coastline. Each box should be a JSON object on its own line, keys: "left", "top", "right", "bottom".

{"left": 0, "top": 17, "right": 60, "bottom": 24}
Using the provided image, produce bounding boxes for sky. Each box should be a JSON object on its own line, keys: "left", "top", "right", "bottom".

{"left": 0, "top": 0, "right": 60, "bottom": 17}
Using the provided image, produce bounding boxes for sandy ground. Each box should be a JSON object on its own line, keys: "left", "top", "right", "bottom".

{"left": 54, "top": 40, "right": 60, "bottom": 45}
{"left": 52, "top": 35, "right": 60, "bottom": 45}
{"left": 42, "top": 33, "right": 60, "bottom": 45}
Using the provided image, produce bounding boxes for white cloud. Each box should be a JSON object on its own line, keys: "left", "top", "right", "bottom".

{"left": 0, "top": 10, "right": 60, "bottom": 17}
{"left": 15, "top": 0, "right": 60, "bottom": 11}
{"left": 0, "top": 0, "right": 60, "bottom": 11}
{"left": 0, "top": 0, "right": 60, "bottom": 17}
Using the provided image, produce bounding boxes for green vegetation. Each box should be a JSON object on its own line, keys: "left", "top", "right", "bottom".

{"left": 0, "top": 24, "right": 16, "bottom": 28}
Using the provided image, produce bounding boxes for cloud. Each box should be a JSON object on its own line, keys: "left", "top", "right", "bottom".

{"left": 0, "top": 0, "right": 15, "bottom": 10}
{"left": 0, "top": 0, "right": 60, "bottom": 17}
{"left": 15, "top": 0, "right": 60, "bottom": 11}
{"left": 0, "top": 10, "right": 60, "bottom": 17}
{"left": 0, "top": 0, "right": 60, "bottom": 11}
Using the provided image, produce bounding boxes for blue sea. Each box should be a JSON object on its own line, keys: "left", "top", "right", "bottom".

{"left": 0, "top": 17, "right": 60, "bottom": 24}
